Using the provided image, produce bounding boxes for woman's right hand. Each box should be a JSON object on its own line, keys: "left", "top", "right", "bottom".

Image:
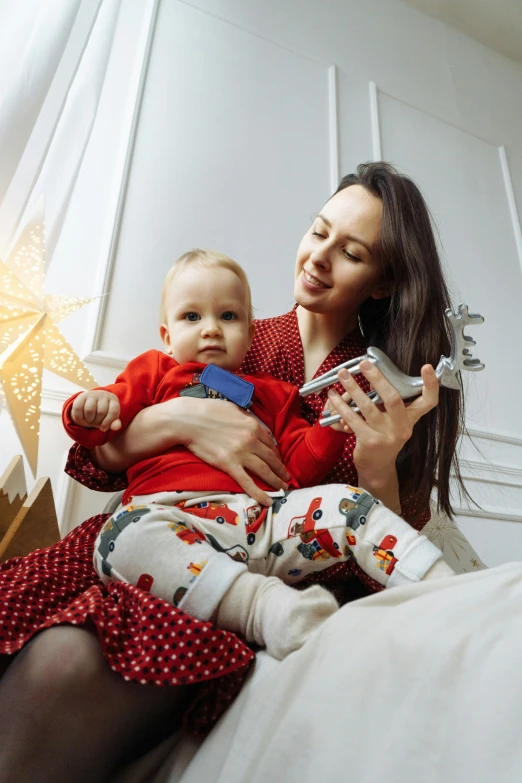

{"left": 94, "top": 396, "right": 290, "bottom": 506}
{"left": 179, "top": 397, "right": 291, "bottom": 505}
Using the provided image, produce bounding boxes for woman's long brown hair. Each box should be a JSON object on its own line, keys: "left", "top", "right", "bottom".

{"left": 335, "top": 162, "right": 466, "bottom": 519}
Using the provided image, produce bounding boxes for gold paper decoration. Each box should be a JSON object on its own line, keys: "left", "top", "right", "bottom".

{"left": 0, "top": 201, "right": 98, "bottom": 475}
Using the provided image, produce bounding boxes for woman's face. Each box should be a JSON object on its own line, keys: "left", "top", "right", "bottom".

{"left": 294, "top": 184, "right": 389, "bottom": 320}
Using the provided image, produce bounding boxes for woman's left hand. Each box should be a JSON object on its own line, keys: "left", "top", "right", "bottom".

{"left": 325, "top": 360, "right": 439, "bottom": 509}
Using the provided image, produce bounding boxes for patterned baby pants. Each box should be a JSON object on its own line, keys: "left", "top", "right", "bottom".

{"left": 93, "top": 485, "right": 443, "bottom": 622}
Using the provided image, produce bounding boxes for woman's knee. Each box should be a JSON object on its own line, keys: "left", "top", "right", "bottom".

{"left": 14, "top": 625, "right": 107, "bottom": 697}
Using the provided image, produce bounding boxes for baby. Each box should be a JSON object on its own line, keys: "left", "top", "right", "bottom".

{"left": 63, "top": 249, "right": 453, "bottom": 659}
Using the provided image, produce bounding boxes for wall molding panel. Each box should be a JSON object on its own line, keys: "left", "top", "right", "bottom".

{"left": 455, "top": 507, "right": 522, "bottom": 524}
{"left": 83, "top": 350, "right": 131, "bottom": 370}
{"left": 499, "top": 145, "right": 522, "bottom": 271}
{"left": 466, "top": 428, "right": 522, "bottom": 449}
{"left": 369, "top": 81, "right": 382, "bottom": 161}
{"left": 54, "top": 453, "right": 77, "bottom": 535}
{"left": 459, "top": 459, "right": 522, "bottom": 490}
{"left": 82, "top": 0, "right": 161, "bottom": 367}
{"left": 371, "top": 84, "right": 504, "bottom": 149}
{"left": 328, "top": 65, "right": 340, "bottom": 191}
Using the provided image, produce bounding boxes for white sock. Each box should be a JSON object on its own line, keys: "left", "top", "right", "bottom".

{"left": 422, "top": 558, "right": 456, "bottom": 580}
{"left": 216, "top": 572, "right": 338, "bottom": 660}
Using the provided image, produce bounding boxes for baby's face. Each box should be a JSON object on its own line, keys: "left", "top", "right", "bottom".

{"left": 160, "top": 265, "right": 254, "bottom": 371}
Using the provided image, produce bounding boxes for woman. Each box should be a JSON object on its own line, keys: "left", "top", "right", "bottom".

{"left": 0, "top": 162, "right": 462, "bottom": 781}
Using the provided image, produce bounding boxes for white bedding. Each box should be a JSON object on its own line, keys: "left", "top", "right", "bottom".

{"left": 154, "top": 562, "right": 522, "bottom": 783}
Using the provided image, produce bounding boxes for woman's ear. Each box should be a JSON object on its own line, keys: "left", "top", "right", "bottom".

{"left": 371, "top": 276, "right": 396, "bottom": 300}
{"left": 159, "top": 324, "right": 172, "bottom": 354}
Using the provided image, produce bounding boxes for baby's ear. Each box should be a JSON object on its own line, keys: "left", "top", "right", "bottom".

{"left": 160, "top": 324, "right": 172, "bottom": 354}
{"left": 248, "top": 322, "right": 256, "bottom": 345}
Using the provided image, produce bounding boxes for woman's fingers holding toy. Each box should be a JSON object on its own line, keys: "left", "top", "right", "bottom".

{"left": 328, "top": 360, "right": 440, "bottom": 459}
{"left": 322, "top": 393, "right": 353, "bottom": 433}
{"left": 327, "top": 384, "right": 371, "bottom": 438}
{"left": 403, "top": 364, "right": 440, "bottom": 424}
{"left": 336, "top": 365, "right": 384, "bottom": 424}
{"left": 354, "top": 361, "right": 439, "bottom": 432}
{"left": 327, "top": 364, "right": 389, "bottom": 435}
{"left": 355, "top": 360, "right": 414, "bottom": 440}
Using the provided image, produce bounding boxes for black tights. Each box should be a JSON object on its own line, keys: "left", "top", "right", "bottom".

{"left": 0, "top": 626, "right": 191, "bottom": 782}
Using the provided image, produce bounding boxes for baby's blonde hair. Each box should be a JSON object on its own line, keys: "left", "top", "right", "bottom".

{"left": 160, "top": 248, "right": 254, "bottom": 325}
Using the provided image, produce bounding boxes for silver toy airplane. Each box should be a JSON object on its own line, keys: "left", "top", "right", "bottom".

{"left": 299, "top": 304, "right": 485, "bottom": 427}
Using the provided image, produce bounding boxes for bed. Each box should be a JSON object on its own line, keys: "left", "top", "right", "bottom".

{"left": 112, "top": 501, "right": 520, "bottom": 783}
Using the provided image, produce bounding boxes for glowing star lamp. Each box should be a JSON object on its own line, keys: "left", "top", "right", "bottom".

{"left": 0, "top": 201, "right": 98, "bottom": 475}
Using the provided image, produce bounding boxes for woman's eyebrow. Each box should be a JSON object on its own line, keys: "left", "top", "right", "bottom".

{"left": 316, "top": 213, "right": 373, "bottom": 255}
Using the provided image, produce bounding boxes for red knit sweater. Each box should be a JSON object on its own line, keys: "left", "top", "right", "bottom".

{"left": 63, "top": 350, "right": 348, "bottom": 504}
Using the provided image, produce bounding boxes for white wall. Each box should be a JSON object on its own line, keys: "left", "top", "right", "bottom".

{"left": 2, "top": 0, "right": 522, "bottom": 565}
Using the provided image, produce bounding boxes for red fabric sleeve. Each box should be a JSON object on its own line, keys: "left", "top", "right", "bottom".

{"left": 64, "top": 443, "right": 129, "bottom": 493}
{"left": 267, "top": 382, "right": 348, "bottom": 487}
{"left": 62, "top": 350, "right": 163, "bottom": 449}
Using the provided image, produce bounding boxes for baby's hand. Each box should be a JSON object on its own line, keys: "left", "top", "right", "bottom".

{"left": 70, "top": 391, "right": 122, "bottom": 432}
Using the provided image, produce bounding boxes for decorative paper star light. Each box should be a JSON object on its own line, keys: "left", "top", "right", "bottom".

{"left": 0, "top": 200, "right": 98, "bottom": 475}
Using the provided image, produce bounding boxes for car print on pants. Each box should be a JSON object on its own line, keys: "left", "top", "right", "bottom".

{"left": 98, "top": 506, "right": 152, "bottom": 577}
{"left": 168, "top": 520, "right": 206, "bottom": 545}
{"left": 185, "top": 501, "right": 240, "bottom": 526}
{"left": 244, "top": 505, "right": 268, "bottom": 545}
{"left": 338, "top": 487, "right": 379, "bottom": 531}
{"left": 288, "top": 497, "right": 342, "bottom": 562}
{"left": 205, "top": 533, "right": 249, "bottom": 564}
{"left": 137, "top": 573, "right": 154, "bottom": 592}
{"left": 373, "top": 535, "right": 398, "bottom": 575}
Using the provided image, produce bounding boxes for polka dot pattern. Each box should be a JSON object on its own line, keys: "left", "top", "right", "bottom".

{"left": 0, "top": 512, "right": 253, "bottom": 735}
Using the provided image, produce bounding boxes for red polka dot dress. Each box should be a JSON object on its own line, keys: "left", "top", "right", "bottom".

{"left": 0, "top": 307, "right": 428, "bottom": 734}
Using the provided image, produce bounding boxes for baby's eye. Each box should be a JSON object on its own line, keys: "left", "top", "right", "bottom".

{"left": 312, "top": 230, "right": 326, "bottom": 239}
{"left": 221, "top": 311, "right": 237, "bottom": 321}
{"left": 184, "top": 312, "right": 200, "bottom": 322}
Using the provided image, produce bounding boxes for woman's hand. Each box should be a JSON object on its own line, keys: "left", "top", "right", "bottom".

{"left": 179, "top": 398, "right": 290, "bottom": 505}
{"left": 325, "top": 361, "right": 439, "bottom": 511}
{"left": 94, "top": 397, "right": 290, "bottom": 507}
